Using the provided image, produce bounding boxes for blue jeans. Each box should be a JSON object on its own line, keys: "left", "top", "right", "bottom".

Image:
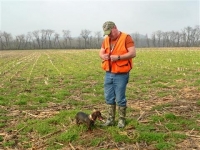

{"left": 104, "top": 71, "right": 129, "bottom": 107}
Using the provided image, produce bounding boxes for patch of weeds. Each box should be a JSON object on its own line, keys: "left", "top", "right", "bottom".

{"left": 156, "top": 142, "right": 175, "bottom": 150}
{"left": 157, "top": 91, "right": 170, "bottom": 97}
{"left": 196, "top": 114, "right": 200, "bottom": 119}
{"left": 106, "top": 127, "right": 132, "bottom": 143}
{"left": 151, "top": 115, "right": 165, "bottom": 123}
{"left": 142, "top": 95, "right": 151, "bottom": 100}
{"left": 140, "top": 87, "right": 149, "bottom": 93}
{"left": 178, "top": 118, "right": 196, "bottom": 129}
{"left": 56, "top": 126, "right": 80, "bottom": 143}
{"left": 164, "top": 113, "right": 177, "bottom": 120}
{"left": 138, "top": 131, "right": 166, "bottom": 143}
{"left": 14, "top": 99, "right": 27, "bottom": 105}
{"left": 78, "top": 134, "right": 107, "bottom": 147}
{"left": 17, "top": 119, "right": 57, "bottom": 136}
{"left": 17, "top": 93, "right": 29, "bottom": 100}
{"left": 165, "top": 123, "right": 179, "bottom": 131}
{"left": 68, "top": 84, "right": 82, "bottom": 90}
{"left": 90, "top": 97, "right": 104, "bottom": 103}
{"left": 16, "top": 120, "right": 35, "bottom": 133}
{"left": 66, "top": 99, "right": 86, "bottom": 107}
{"left": 34, "top": 121, "right": 57, "bottom": 135}
{"left": 17, "top": 136, "right": 32, "bottom": 149}
{"left": 47, "top": 116, "right": 61, "bottom": 125}
{"left": 185, "top": 121, "right": 200, "bottom": 131}
{"left": 34, "top": 96, "right": 49, "bottom": 103}
{"left": 82, "top": 94, "right": 94, "bottom": 100}
{"left": 46, "top": 143, "right": 63, "bottom": 150}
{"left": 53, "top": 90, "right": 70, "bottom": 101}
{"left": 23, "top": 143, "right": 32, "bottom": 149}
{"left": 152, "top": 103, "right": 171, "bottom": 111}
{"left": 41, "top": 91, "right": 53, "bottom": 98}
{"left": 136, "top": 124, "right": 156, "bottom": 132}
{"left": 0, "top": 135, "right": 3, "bottom": 142}
{"left": 0, "top": 100, "right": 7, "bottom": 106}
{"left": 0, "top": 115, "right": 10, "bottom": 128}
{"left": 169, "top": 132, "right": 186, "bottom": 140}
{"left": 82, "top": 87, "right": 93, "bottom": 93}
{"left": 0, "top": 122, "right": 6, "bottom": 128}
{"left": 16, "top": 77, "right": 26, "bottom": 81}
{"left": 47, "top": 110, "right": 77, "bottom": 125}
{"left": 196, "top": 100, "right": 200, "bottom": 106}
{"left": 0, "top": 96, "right": 6, "bottom": 105}
{"left": 3, "top": 140, "right": 15, "bottom": 147}
{"left": 154, "top": 113, "right": 199, "bottom": 131}
{"left": 21, "top": 105, "right": 38, "bottom": 110}
{"left": 126, "top": 118, "right": 138, "bottom": 129}
{"left": 89, "top": 137, "right": 106, "bottom": 147}
{"left": 93, "top": 85, "right": 104, "bottom": 95}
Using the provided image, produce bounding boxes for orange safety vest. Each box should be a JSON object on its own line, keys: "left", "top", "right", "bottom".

{"left": 101, "top": 32, "right": 133, "bottom": 73}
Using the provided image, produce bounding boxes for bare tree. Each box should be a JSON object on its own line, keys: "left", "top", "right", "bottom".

{"left": 180, "top": 31, "right": 187, "bottom": 47}
{"left": 184, "top": 26, "right": 193, "bottom": 47}
{"left": 41, "top": 30, "right": 48, "bottom": 49}
{"left": 162, "top": 32, "right": 167, "bottom": 47}
{"left": 131, "top": 32, "right": 140, "bottom": 47}
{"left": 24, "top": 32, "right": 33, "bottom": 49}
{"left": 145, "top": 34, "right": 150, "bottom": 47}
{"left": 16, "top": 34, "right": 25, "bottom": 49}
{"left": 1, "top": 32, "right": 12, "bottom": 49}
{"left": 80, "top": 29, "right": 91, "bottom": 48}
{"left": 63, "top": 30, "right": 72, "bottom": 48}
{"left": 194, "top": 25, "right": 200, "bottom": 46}
{"left": 168, "top": 31, "right": 177, "bottom": 47}
{"left": 151, "top": 32, "right": 156, "bottom": 47}
{"left": 191, "top": 25, "right": 200, "bottom": 46}
{"left": 175, "top": 32, "right": 181, "bottom": 47}
{"left": 156, "top": 30, "right": 162, "bottom": 47}
{"left": 77, "top": 37, "right": 82, "bottom": 49}
{"left": 0, "top": 32, "right": 6, "bottom": 50}
{"left": 68, "top": 36, "right": 73, "bottom": 48}
{"left": 54, "top": 33, "right": 61, "bottom": 49}
{"left": 88, "top": 35, "right": 93, "bottom": 48}
{"left": 32, "top": 30, "right": 41, "bottom": 49}
{"left": 46, "top": 29, "right": 54, "bottom": 49}
{"left": 94, "top": 31, "right": 102, "bottom": 48}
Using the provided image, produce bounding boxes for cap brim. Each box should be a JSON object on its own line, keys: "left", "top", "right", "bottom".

{"left": 103, "top": 30, "right": 111, "bottom": 36}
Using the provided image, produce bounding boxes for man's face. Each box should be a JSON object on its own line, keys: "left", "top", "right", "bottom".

{"left": 108, "top": 28, "right": 114, "bottom": 39}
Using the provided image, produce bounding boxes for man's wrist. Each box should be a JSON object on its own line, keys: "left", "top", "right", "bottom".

{"left": 118, "top": 55, "right": 120, "bottom": 60}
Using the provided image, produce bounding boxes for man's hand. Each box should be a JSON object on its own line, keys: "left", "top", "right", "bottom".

{"left": 110, "top": 55, "right": 119, "bottom": 62}
{"left": 102, "top": 54, "right": 110, "bottom": 60}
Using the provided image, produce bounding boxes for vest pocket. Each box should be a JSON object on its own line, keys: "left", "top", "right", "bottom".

{"left": 113, "top": 60, "right": 131, "bottom": 73}
{"left": 101, "top": 60, "right": 109, "bottom": 71}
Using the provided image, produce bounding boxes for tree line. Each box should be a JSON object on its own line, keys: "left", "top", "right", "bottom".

{"left": 0, "top": 25, "right": 199, "bottom": 50}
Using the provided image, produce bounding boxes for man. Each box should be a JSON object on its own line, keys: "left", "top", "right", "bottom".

{"left": 99, "top": 21, "right": 136, "bottom": 128}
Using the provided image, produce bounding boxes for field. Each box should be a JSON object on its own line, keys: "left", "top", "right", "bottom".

{"left": 0, "top": 48, "right": 200, "bottom": 150}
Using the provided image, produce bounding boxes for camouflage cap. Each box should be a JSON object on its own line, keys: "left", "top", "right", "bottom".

{"left": 103, "top": 21, "right": 115, "bottom": 36}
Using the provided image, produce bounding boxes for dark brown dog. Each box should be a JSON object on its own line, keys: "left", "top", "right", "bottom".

{"left": 75, "top": 110, "right": 104, "bottom": 131}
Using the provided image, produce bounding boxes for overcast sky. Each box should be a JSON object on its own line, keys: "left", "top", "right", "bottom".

{"left": 0, "top": 0, "right": 199, "bottom": 37}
